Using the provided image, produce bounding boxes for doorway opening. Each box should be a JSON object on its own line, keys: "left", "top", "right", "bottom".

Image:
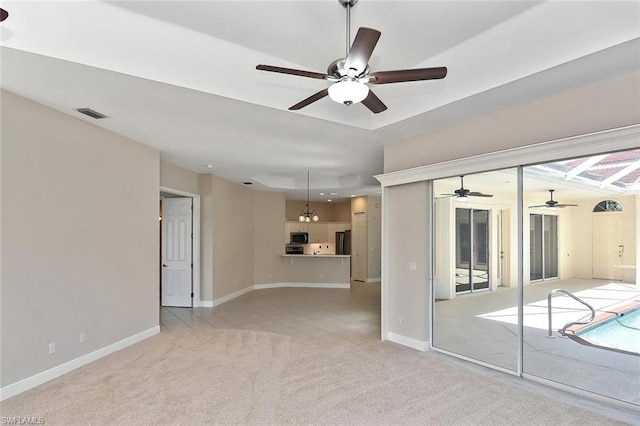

{"left": 159, "top": 188, "right": 200, "bottom": 308}
{"left": 592, "top": 201, "right": 624, "bottom": 281}
{"left": 455, "top": 207, "right": 490, "bottom": 293}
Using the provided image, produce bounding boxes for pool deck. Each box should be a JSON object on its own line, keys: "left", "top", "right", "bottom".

{"left": 433, "top": 279, "right": 640, "bottom": 406}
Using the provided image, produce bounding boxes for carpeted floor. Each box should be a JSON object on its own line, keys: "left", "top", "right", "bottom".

{"left": 0, "top": 327, "right": 631, "bottom": 425}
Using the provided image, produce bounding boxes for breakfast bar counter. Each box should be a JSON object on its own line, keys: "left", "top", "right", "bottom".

{"left": 279, "top": 254, "right": 351, "bottom": 287}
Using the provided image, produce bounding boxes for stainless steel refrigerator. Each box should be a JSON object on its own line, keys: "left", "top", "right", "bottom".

{"left": 335, "top": 230, "right": 351, "bottom": 255}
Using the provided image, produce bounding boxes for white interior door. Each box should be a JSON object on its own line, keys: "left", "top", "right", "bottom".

{"left": 592, "top": 212, "right": 623, "bottom": 281}
{"left": 161, "top": 197, "right": 193, "bottom": 307}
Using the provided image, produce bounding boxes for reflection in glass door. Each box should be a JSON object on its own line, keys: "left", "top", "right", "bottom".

{"left": 455, "top": 208, "right": 489, "bottom": 293}
{"left": 529, "top": 214, "right": 558, "bottom": 281}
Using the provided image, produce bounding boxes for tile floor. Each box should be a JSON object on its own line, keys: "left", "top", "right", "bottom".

{"left": 160, "top": 281, "right": 381, "bottom": 338}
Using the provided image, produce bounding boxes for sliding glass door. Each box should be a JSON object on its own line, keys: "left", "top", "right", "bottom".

{"left": 430, "top": 147, "right": 639, "bottom": 406}
{"left": 433, "top": 171, "right": 518, "bottom": 372}
{"left": 455, "top": 208, "right": 490, "bottom": 293}
{"left": 529, "top": 214, "right": 558, "bottom": 281}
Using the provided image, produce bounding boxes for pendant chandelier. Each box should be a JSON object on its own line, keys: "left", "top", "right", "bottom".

{"left": 299, "top": 171, "right": 319, "bottom": 223}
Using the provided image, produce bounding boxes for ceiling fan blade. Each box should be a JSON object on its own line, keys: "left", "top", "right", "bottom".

{"left": 361, "top": 90, "right": 387, "bottom": 114}
{"left": 256, "top": 64, "right": 328, "bottom": 80}
{"left": 343, "top": 27, "right": 381, "bottom": 75}
{"left": 288, "top": 88, "right": 329, "bottom": 110}
{"left": 468, "top": 192, "right": 493, "bottom": 198}
{"left": 369, "top": 67, "right": 448, "bottom": 84}
{"left": 528, "top": 204, "right": 548, "bottom": 208}
{"left": 556, "top": 204, "right": 578, "bottom": 208}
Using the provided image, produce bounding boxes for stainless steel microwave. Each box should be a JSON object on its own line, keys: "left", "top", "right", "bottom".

{"left": 290, "top": 232, "right": 308, "bottom": 244}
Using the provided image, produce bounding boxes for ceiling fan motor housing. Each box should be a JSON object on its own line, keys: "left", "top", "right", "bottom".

{"left": 339, "top": 0, "right": 359, "bottom": 7}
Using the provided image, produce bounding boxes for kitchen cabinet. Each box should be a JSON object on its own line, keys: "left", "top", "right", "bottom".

{"left": 285, "top": 221, "right": 350, "bottom": 244}
{"left": 316, "top": 223, "right": 328, "bottom": 243}
{"left": 308, "top": 223, "right": 319, "bottom": 243}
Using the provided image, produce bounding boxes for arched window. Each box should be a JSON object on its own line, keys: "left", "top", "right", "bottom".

{"left": 592, "top": 200, "right": 622, "bottom": 212}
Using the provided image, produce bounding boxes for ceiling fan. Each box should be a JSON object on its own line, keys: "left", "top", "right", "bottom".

{"left": 441, "top": 176, "right": 494, "bottom": 199}
{"left": 529, "top": 189, "right": 577, "bottom": 209}
{"left": 255, "top": 0, "right": 447, "bottom": 113}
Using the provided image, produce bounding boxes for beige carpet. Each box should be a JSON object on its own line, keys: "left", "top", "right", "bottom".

{"left": 0, "top": 329, "right": 629, "bottom": 425}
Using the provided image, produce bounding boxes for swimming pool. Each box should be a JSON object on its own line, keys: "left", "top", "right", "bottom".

{"left": 574, "top": 307, "right": 640, "bottom": 355}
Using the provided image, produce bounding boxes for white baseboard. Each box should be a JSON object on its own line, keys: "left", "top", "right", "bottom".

{"left": 200, "top": 283, "right": 350, "bottom": 309}
{"left": 254, "top": 282, "right": 350, "bottom": 290}
{"left": 0, "top": 326, "right": 160, "bottom": 401}
{"left": 387, "top": 332, "right": 429, "bottom": 352}
{"left": 211, "top": 286, "right": 254, "bottom": 307}
{"left": 366, "top": 277, "right": 381, "bottom": 283}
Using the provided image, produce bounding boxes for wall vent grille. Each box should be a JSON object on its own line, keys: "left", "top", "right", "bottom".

{"left": 76, "top": 108, "right": 106, "bottom": 119}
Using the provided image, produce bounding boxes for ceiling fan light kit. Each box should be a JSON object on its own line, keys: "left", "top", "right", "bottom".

{"left": 328, "top": 80, "right": 369, "bottom": 105}
{"left": 256, "top": 0, "right": 447, "bottom": 113}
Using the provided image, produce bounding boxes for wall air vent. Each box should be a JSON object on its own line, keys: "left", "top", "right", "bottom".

{"left": 76, "top": 108, "right": 107, "bottom": 119}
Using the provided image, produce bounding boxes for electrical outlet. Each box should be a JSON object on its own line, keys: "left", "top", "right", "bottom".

{"left": 409, "top": 262, "right": 417, "bottom": 271}
{"left": 48, "top": 342, "right": 56, "bottom": 354}
{"left": 80, "top": 331, "right": 86, "bottom": 343}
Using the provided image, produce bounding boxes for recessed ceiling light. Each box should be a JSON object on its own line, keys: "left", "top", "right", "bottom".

{"left": 351, "top": 195, "right": 356, "bottom": 197}
{"left": 319, "top": 192, "right": 325, "bottom": 196}
{"left": 327, "top": 199, "right": 332, "bottom": 202}
{"left": 329, "top": 192, "right": 338, "bottom": 196}
{"left": 204, "top": 164, "right": 213, "bottom": 169}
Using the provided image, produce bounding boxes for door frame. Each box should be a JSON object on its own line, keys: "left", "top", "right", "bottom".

{"left": 160, "top": 186, "right": 201, "bottom": 307}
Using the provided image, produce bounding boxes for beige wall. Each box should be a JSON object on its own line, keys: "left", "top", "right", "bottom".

{"left": 286, "top": 200, "right": 350, "bottom": 222}
{"left": 1, "top": 90, "right": 160, "bottom": 387}
{"left": 367, "top": 196, "right": 382, "bottom": 281}
{"left": 350, "top": 196, "right": 382, "bottom": 282}
{"left": 199, "top": 173, "right": 255, "bottom": 302}
{"left": 199, "top": 175, "right": 214, "bottom": 301}
{"left": 254, "top": 191, "right": 287, "bottom": 285}
{"left": 160, "top": 160, "right": 199, "bottom": 194}
{"left": 384, "top": 72, "right": 640, "bottom": 173}
{"left": 386, "top": 182, "right": 430, "bottom": 343}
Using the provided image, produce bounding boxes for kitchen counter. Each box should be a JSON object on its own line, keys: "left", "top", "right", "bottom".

{"left": 282, "top": 254, "right": 351, "bottom": 258}
{"left": 279, "top": 254, "right": 351, "bottom": 286}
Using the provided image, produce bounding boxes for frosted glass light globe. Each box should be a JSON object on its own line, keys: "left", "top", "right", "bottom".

{"left": 328, "top": 80, "right": 369, "bottom": 105}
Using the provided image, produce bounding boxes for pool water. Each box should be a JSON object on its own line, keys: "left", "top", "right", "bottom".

{"left": 577, "top": 308, "right": 640, "bottom": 354}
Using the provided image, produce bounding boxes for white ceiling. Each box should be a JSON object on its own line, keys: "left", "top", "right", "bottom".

{"left": 1, "top": 1, "right": 639, "bottom": 201}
